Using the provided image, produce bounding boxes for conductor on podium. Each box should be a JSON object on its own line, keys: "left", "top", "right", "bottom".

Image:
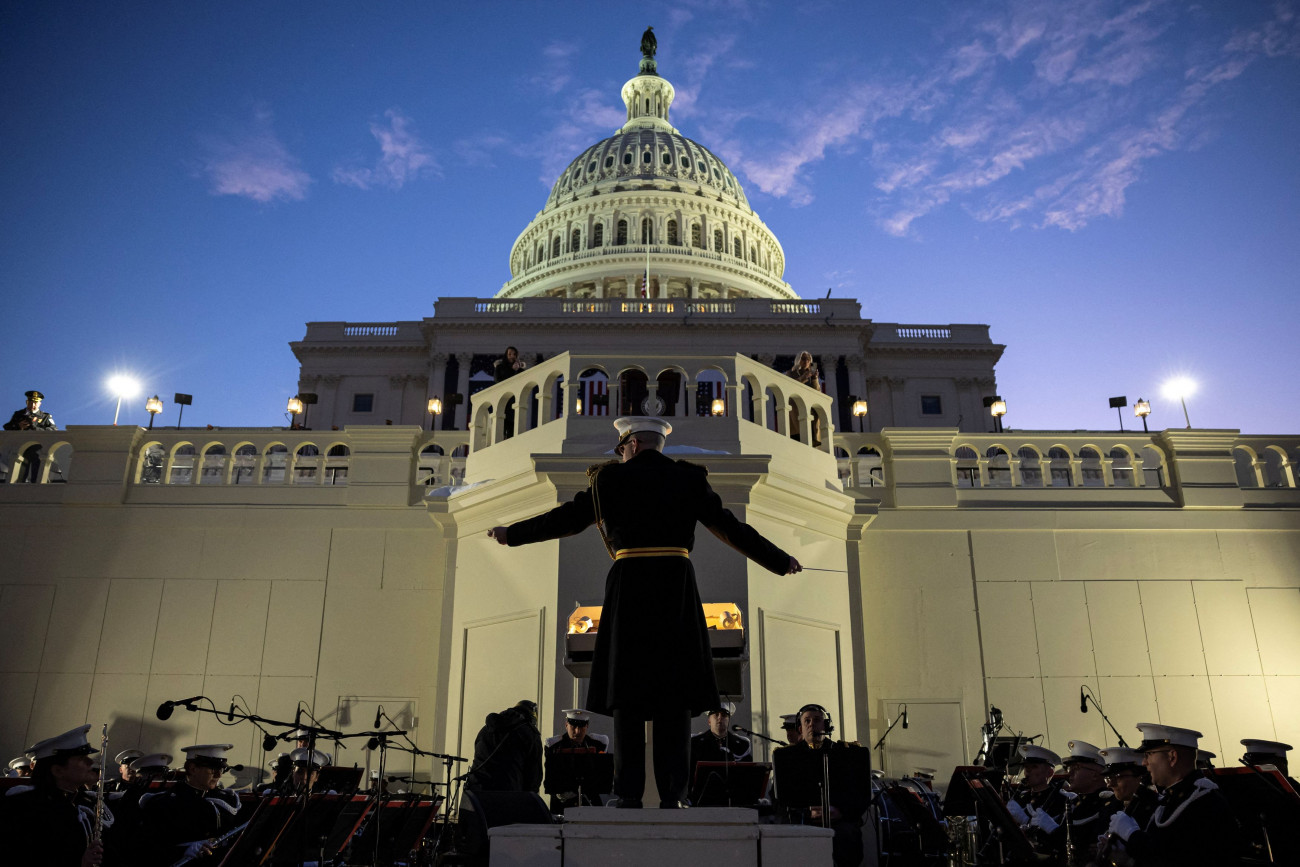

{"left": 489, "top": 415, "right": 801, "bottom": 808}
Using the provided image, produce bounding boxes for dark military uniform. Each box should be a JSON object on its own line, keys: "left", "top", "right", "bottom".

{"left": 4, "top": 401, "right": 56, "bottom": 483}
{"left": 0, "top": 784, "right": 93, "bottom": 867}
{"left": 1121, "top": 770, "right": 1240, "bottom": 867}
{"left": 785, "top": 739, "right": 869, "bottom": 867}
{"left": 544, "top": 732, "right": 610, "bottom": 810}
{"left": 138, "top": 782, "right": 240, "bottom": 865}
{"left": 689, "top": 729, "right": 753, "bottom": 771}
{"left": 505, "top": 447, "right": 791, "bottom": 804}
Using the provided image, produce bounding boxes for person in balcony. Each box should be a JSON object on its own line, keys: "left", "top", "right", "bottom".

{"left": 4, "top": 389, "right": 57, "bottom": 482}
{"left": 785, "top": 352, "right": 822, "bottom": 447}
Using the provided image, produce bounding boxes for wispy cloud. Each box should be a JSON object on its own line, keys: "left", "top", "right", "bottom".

{"left": 332, "top": 110, "right": 438, "bottom": 191}
{"left": 196, "top": 108, "right": 311, "bottom": 203}
{"left": 525, "top": 40, "right": 580, "bottom": 94}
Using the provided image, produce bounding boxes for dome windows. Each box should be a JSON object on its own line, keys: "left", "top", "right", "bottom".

{"left": 606, "top": 155, "right": 615, "bottom": 168}
{"left": 641, "top": 218, "right": 653, "bottom": 244}
{"left": 713, "top": 230, "right": 723, "bottom": 252}
{"left": 624, "top": 153, "right": 633, "bottom": 166}
{"left": 552, "top": 236, "right": 561, "bottom": 258}
{"left": 591, "top": 223, "right": 603, "bottom": 247}
{"left": 662, "top": 152, "right": 671, "bottom": 165}
{"left": 680, "top": 155, "right": 689, "bottom": 167}
{"left": 691, "top": 223, "right": 702, "bottom": 248}
{"left": 570, "top": 229, "right": 580, "bottom": 252}
{"left": 616, "top": 219, "right": 628, "bottom": 245}
{"left": 588, "top": 161, "right": 596, "bottom": 173}
{"left": 667, "top": 219, "right": 679, "bottom": 245}
{"left": 642, "top": 151, "right": 652, "bottom": 164}
{"left": 733, "top": 238, "right": 742, "bottom": 258}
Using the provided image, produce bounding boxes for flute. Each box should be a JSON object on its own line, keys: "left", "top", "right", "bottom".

{"left": 94, "top": 724, "right": 108, "bottom": 844}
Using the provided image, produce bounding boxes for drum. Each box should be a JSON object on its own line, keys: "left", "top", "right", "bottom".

{"left": 871, "top": 776, "right": 951, "bottom": 866}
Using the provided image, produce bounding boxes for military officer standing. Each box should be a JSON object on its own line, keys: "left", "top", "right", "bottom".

{"left": 138, "top": 744, "right": 240, "bottom": 866}
{"left": 488, "top": 416, "right": 800, "bottom": 808}
{"left": 1104, "top": 723, "right": 1240, "bottom": 867}
{"left": 689, "top": 701, "right": 752, "bottom": 773}
{"left": 4, "top": 389, "right": 57, "bottom": 482}
{"left": 0, "top": 725, "right": 103, "bottom": 867}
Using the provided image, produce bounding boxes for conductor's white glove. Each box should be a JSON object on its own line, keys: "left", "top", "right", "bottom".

{"left": 1108, "top": 811, "right": 1140, "bottom": 842}
{"left": 1029, "top": 808, "right": 1059, "bottom": 834}
{"left": 1005, "top": 800, "right": 1029, "bottom": 825}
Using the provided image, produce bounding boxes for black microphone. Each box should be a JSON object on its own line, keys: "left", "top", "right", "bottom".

{"left": 902, "top": 706, "right": 909, "bottom": 729}
{"left": 1080, "top": 687, "right": 1088, "bottom": 714}
{"left": 730, "top": 724, "right": 748, "bottom": 734}
{"left": 226, "top": 763, "right": 244, "bottom": 773}
{"left": 155, "top": 696, "right": 205, "bottom": 720}
{"left": 228, "top": 702, "right": 236, "bottom": 722}
{"left": 262, "top": 734, "right": 278, "bottom": 752}
{"left": 374, "top": 704, "right": 384, "bottom": 729}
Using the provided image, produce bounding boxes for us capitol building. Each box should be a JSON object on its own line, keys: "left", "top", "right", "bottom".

{"left": 2, "top": 44, "right": 1297, "bottom": 793}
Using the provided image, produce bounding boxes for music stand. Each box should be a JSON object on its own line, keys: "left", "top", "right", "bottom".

{"left": 772, "top": 748, "right": 871, "bottom": 824}
{"left": 941, "top": 766, "right": 1005, "bottom": 817}
{"left": 384, "top": 796, "right": 444, "bottom": 864}
{"left": 219, "top": 796, "right": 296, "bottom": 867}
{"left": 544, "top": 750, "right": 614, "bottom": 806}
{"left": 314, "top": 765, "right": 363, "bottom": 794}
{"left": 690, "top": 761, "right": 771, "bottom": 807}
{"left": 1211, "top": 766, "right": 1300, "bottom": 863}
{"left": 266, "top": 793, "right": 356, "bottom": 865}
{"left": 322, "top": 795, "right": 374, "bottom": 857}
{"left": 944, "top": 770, "right": 1037, "bottom": 863}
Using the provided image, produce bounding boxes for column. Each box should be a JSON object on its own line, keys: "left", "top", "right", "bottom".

{"left": 886, "top": 377, "right": 906, "bottom": 428}
{"left": 429, "top": 353, "right": 448, "bottom": 430}
{"left": 455, "top": 352, "right": 473, "bottom": 430}
{"left": 846, "top": 355, "right": 866, "bottom": 406}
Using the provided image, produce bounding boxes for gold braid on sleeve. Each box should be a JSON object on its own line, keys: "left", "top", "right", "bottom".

{"left": 586, "top": 461, "right": 619, "bottom": 561}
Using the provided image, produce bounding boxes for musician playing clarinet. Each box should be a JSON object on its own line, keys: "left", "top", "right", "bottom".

{"left": 1004, "top": 745, "right": 1068, "bottom": 861}
{"left": 0, "top": 725, "right": 104, "bottom": 867}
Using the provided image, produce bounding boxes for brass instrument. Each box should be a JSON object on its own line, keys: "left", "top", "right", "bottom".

{"left": 94, "top": 723, "right": 108, "bottom": 844}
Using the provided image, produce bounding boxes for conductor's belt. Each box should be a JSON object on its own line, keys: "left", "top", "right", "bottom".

{"left": 614, "top": 547, "right": 690, "bottom": 561}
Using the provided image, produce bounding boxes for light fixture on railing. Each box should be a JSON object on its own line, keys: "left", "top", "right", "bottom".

{"left": 986, "top": 396, "right": 1007, "bottom": 433}
{"left": 1161, "top": 378, "right": 1195, "bottom": 428}
{"left": 576, "top": 398, "right": 583, "bottom": 415}
{"left": 1134, "top": 398, "right": 1152, "bottom": 432}
{"left": 145, "top": 395, "right": 164, "bottom": 430}
{"left": 710, "top": 397, "right": 726, "bottom": 416}
{"left": 108, "top": 375, "right": 141, "bottom": 426}
{"left": 427, "top": 397, "right": 442, "bottom": 433}
{"left": 851, "top": 397, "right": 868, "bottom": 433}
{"left": 287, "top": 395, "right": 304, "bottom": 429}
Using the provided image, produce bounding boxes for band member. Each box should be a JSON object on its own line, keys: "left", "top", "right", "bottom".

{"left": 1240, "top": 738, "right": 1295, "bottom": 784}
{"left": 0, "top": 725, "right": 103, "bottom": 867}
{"left": 258, "top": 752, "right": 293, "bottom": 795}
{"left": 4, "top": 389, "right": 57, "bottom": 482}
{"left": 1237, "top": 738, "right": 1300, "bottom": 861}
{"left": 786, "top": 703, "right": 867, "bottom": 867}
{"left": 1007, "top": 744, "right": 1065, "bottom": 820}
{"left": 1099, "top": 746, "right": 1158, "bottom": 829}
{"left": 689, "top": 700, "right": 753, "bottom": 771}
{"left": 1054, "top": 740, "right": 1111, "bottom": 866}
{"left": 464, "top": 700, "right": 543, "bottom": 795}
{"left": 7, "top": 756, "right": 33, "bottom": 777}
{"left": 544, "top": 708, "right": 609, "bottom": 811}
{"left": 780, "top": 713, "right": 801, "bottom": 745}
{"left": 288, "top": 748, "right": 333, "bottom": 794}
{"left": 128, "top": 754, "right": 172, "bottom": 784}
{"left": 138, "top": 744, "right": 240, "bottom": 865}
{"left": 106, "top": 750, "right": 143, "bottom": 792}
{"left": 488, "top": 416, "right": 800, "bottom": 809}
{"left": 1195, "top": 749, "right": 1216, "bottom": 770}
{"left": 1104, "top": 723, "right": 1240, "bottom": 866}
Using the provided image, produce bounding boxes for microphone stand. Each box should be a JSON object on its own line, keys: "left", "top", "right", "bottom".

{"left": 1082, "top": 691, "right": 1129, "bottom": 748}
{"left": 872, "top": 710, "right": 906, "bottom": 772}
{"left": 371, "top": 709, "right": 466, "bottom": 864}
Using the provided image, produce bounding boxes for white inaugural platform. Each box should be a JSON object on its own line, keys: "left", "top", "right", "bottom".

{"left": 489, "top": 806, "right": 834, "bottom": 866}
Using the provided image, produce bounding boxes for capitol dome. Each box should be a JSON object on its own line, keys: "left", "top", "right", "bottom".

{"left": 497, "top": 46, "right": 795, "bottom": 301}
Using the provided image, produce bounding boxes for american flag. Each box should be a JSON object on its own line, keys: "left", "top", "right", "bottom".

{"left": 696, "top": 380, "right": 725, "bottom": 416}
{"left": 581, "top": 378, "right": 609, "bottom": 415}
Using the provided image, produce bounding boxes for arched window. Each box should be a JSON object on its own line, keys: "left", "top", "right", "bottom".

{"left": 1080, "top": 447, "right": 1103, "bottom": 486}
{"left": 418, "top": 443, "right": 444, "bottom": 486}
{"left": 200, "top": 445, "right": 227, "bottom": 485}
{"left": 605, "top": 155, "right": 614, "bottom": 168}
{"left": 293, "top": 444, "right": 321, "bottom": 484}
{"left": 570, "top": 229, "right": 580, "bottom": 252}
{"left": 616, "top": 220, "right": 628, "bottom": 245}
{"left": 955, "top": 446, "right": 979, "bottom": 488}
{"left": 591, "top": 223, "right": 603, "bottom": 247}
{"left": 620, "top": 370, "right": 649, "bottom": 416}
{"left": 263, "top": 445, "right": 289, "bottom": 484}
{"left": 642, "top": 151, "right": 652, "bottom": 164}
{"left": 1018, "top": 447, "right": 1043, "bottom": 486}
{"left": 170, "top": 444, "right": 196, "bottom": 485}
{"left": 232, "top": 445, "right": 256, "bottom": 485}
{"left": 1140, "top": 446, "right": 1165, "bottom": 487}
{"left": 641, "top": 218, "right": 653, "bottom": 244}
{"left": 750, "top": 246, "right": 757, "bottom": 263}
{"left": 551, "top": 236, "right": 561, "bottom": 258}
{"left": 1048, "top": 447, "right": 1073, "bottom": 487}
{"left": 138, "top": 443, "right": 165, "bottom": 485}
{"left": 733, "top": 238, "right": 742, "bottom": 258}
{"left": 1111, "top": 448, "right": 1135, "bottom": 487}
{"left": 623, "top": 152, "right": 632, "bottom": 165}
{"left": 662, "top": 151, "right": 671, "bottom": 165}
{"left": 713, "top": 229, "right": 723, "bottom": 252}
{"left": 324, "top": 445, "right": 350, "bottom": 486}
{"left": 691, "top": 224, "right": 703, "bottom": 248}
{"left": 667, "top": 219, "right": 679, "bottom": 245}
{"left": 986, "top": 446, "right": 1011, "bottom": 487}
{"left": 537, "top": 243, "right": 544, "bottom": 262}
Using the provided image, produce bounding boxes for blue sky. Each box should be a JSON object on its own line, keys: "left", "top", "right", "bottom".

{"left": 2, "top": 1, "right": 1297, "bottom": 433}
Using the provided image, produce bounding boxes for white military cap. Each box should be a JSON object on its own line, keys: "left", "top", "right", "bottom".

{"left": 1063, "top": 740, "right": 1106, "bottom": 768}
{"left": 613, "top": 416, "right": 672, "bottom": 449}
{"left": 8, "top": 756, "right": 32, "bottom": 771}
{"left": 708, "top": 701, "right": 736, "bottom": 717}
{"left": 287, "top": 729, "right": 312, "bottom": 741}
{"left": 1196, "top": 749, "right": 1217, "bottom": 767}
{"left": 131, "top": 753, "right": 174, "bottom": 772}
{"left": 268, "top": 751, "right": 290, "bottom": 768}
{"left": 1241, "top": 739, "right": 1292, "bottom": 759}
{"left": 181, "top": 744, "right": 234, "bottom": 767}
{"left": 1135, "top": 722, "right": 1201, "bottom": 751}
{"left": 1098, "top": 747, "right": 1144, "bottom": 768}
{"left": 780, "top": 713, "right": 800, "bottom": 731}
{"left": 562, "top": 709, "right": 592, "bottom": 724}
{"left": 290, "top": 748, "right": 331, "bottom": 769}
{"left": 1019, "top": 744, "right": 1062, "bottom": 766}
{"left": 28, "top": 725, "right": 98, "bottom": 760}
{"left": 114, "top": 749, "right": 144, "bottom": 765}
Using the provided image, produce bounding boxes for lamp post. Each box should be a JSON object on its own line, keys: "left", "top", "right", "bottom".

{"left": 174, "top": 393, "right": 192, "bottom": 427}
{"left": 988, "top": 397, "right": 1007, "bottom": 433}
{"left": 287, "top": 395, "right": 304, "bottom": 429}
{"left": 1109, "top": 396, "right": 1127, "bottom": 431}
{"left": 710, "top": 397, "right": 725, "bottom": 416}
{"left": 427, "top": 397, "right": 442, "bottom": 432}
{"left": 852, "top": 398, "right": 868, "bottom": 433}
{"left": 145, "top": 395, "right": 163, "bottom": 429}
{"left": 1134, "top": 399, "right": 1151, "bottom": 432}
{"left": 1161, "top": 379, "right": 1195, "bottom": 428}
{"left": 108, "top": 376, "right": 140, "bottom": 426}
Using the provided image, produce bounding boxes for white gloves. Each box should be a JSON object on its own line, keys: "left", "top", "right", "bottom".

{"left": 1108, "top": 811, "right": 1140, "bottom": 842}
{"left": 1029, "top": 807, "right": 1059, "bottom": 834}
{"left": 1005, "top": 800, "right": 1030, "bottom": 825}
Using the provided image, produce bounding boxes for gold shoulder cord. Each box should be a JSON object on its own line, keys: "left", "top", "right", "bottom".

{"left": 587, "top": 462, "right": 618, "bottom": 560}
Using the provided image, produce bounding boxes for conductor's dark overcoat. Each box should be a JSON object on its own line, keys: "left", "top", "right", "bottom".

{"left": 506, "top": 448, "right": 790, "bottom": 717}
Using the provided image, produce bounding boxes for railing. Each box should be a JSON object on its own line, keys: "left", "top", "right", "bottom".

{"left": 343, "top": 324, "right": 400, "bottom": 337}
{"left": 895, "top": 326, "right": 951, "bottom": 339}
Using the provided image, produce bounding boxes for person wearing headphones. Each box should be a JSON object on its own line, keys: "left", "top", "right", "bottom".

{"left": 786, "top": 703, "right": 867, "bottom": 867}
